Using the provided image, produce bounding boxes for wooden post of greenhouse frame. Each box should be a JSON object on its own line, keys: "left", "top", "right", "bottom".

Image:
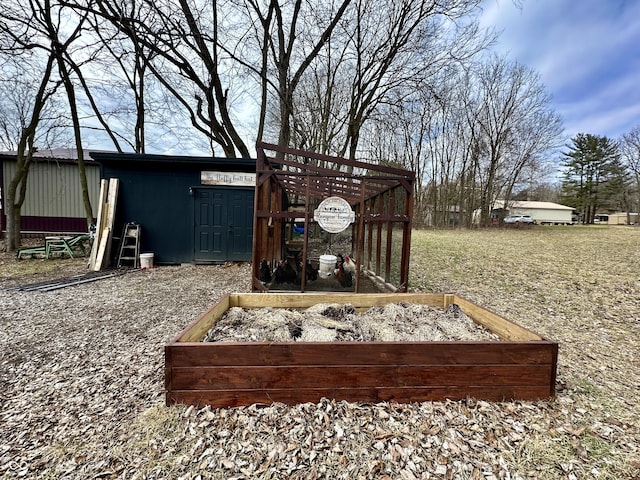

{"left": 399, "top": 182, "right": 413, "bottom": 292}
{"left": 366, "top": 197, "right": 374, "bottom": 271}
{"left": 300, "top": 175, "right": 311, "bottom": 292}
{"left": 252, "top": 147, "right": 267, "bottom": 290}
{"left": 355, "top": 180, "right": 367, "bottom": 292}
{"left": 375, "top": 194, "right": 384, "bottom": 277}
{"left": 384, "top": 189, "right": 395, "bottom": 284}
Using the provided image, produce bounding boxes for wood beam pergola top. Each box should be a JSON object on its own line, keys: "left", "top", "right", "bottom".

{"left": 257, "top": 143, "right": 414, "bottom": 206}
{"left": 270, "top": 172, "right": 395, "bottom": 205}
{"left": 257, "top": 141, "right": 415, "bottom": 181}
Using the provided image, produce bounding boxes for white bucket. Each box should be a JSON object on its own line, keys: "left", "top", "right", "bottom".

{"left": 139, "top": 253, "right": 154, "bottom": 269}
{"left": 318, "top": 254, "right": 337, "bottom": 279}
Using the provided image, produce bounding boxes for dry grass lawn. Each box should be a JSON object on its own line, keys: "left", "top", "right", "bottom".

{"left": 411, "top": 226, "right": 639, "bottom": 410}
{"left": 1, "top": 225, "right": 639, "bottom": 479}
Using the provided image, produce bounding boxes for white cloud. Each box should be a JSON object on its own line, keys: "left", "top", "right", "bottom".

{"left": 480, "top": 0, "right": 640, "bottom": 138}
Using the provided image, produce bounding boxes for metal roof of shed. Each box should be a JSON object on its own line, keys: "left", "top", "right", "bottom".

{"left": 494, "top": 200, "right": 574, "bottom": 211}
{"left": 89, "top": 151, "right": 255, "bottom": 168}
{"left": 0, "top": 148, "right": 99, "bottom": 165}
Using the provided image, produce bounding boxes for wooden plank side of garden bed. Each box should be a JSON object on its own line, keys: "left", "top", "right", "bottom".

{"left": 166, "top": 342, "right": 556, "bottom": 367}
{"left": 167, "top": 384, "right": 554, "bottom": 408}
{"left": 229, "top": 292, "right": 447, "bottom": 310}
{"left": 165, "top": 342, "right": 557, "bottom": 405}
{"left": 170, "top": 364, "right": 554, "bottom": 390}
{"left": 452, "top": 295, "right": 543, "bottom": 341}
{"left": 172, "top": 294, "right": 231, "bottom": 343}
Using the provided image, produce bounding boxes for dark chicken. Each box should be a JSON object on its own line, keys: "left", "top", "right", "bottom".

{"left": 273, "top": 259, "right": 298, "bottom": 284}
{"left": 259, "top": 259, "right": 272, "bottom": 283}
{"left": 294, "top": 252, "right": 319, "bottom": 283}
{"left": 305, "top": 259, "right": 319, "bottom": 281}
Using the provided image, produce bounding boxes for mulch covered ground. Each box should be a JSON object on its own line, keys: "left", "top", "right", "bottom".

{"left": 1, "top": 227, "right": 639, "bottom": 479}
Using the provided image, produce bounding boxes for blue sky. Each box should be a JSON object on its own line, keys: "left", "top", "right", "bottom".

{"left": 480, "top": 0, "right": 640, "bottom": 141}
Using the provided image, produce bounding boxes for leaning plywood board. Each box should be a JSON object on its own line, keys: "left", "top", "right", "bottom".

{"left": 93, "top": 227, "right": 111, "bottom": 271}
{"left": 88, "top": 179, "right": 108, "bottom": 270}
{"left": 91, "top": 178, "right": 119, "bottom": 271}
{"left": 102, "top": 178, "right": 119, "bottom": 269}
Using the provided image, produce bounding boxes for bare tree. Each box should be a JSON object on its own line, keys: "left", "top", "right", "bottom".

{"left": 40, "top": 0, "right": 95, "bottom": 226}
{"left": 64, "top": 0, "right": 206, "bottom": 154}
{"left": 89, "top": 0, "right": 251, "bottom": 157}
{"left": 418, "top": 71, "right": 478, "bottom": 228}
{"left": 1, "top": 1, "right": 79, "bottom": 250}
{"left": 275, "top": 0, "right": 492, "bottom": 185}
{"left": 336, "top": 0, "right": 488, "bottom": 161}
{"left": 362, "top": 52, "right": 562, "bottom": 228}
{"left": 221, "top": 0, "right": 353, "bottom": 151}
{"left": 81, "top": 3, "right": 159, "bottom": 153}
{"left": 0, "top": 54, "right": 60, "bottom": 250}
{"left": 2, "top": 1, "right": 101, "bottom": 230}
{"left": 464, "top": 55, "right": 563, "bottom": 226}
{"left": 620, "top": 126, "right": 640, "bottom": 218}
{"left": 290, "top": 37, "right": 352, "bottom": 156}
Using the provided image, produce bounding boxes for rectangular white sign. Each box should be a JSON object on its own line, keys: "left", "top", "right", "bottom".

{"left": 201, "top": 171, "right": 256, "bottom": 187}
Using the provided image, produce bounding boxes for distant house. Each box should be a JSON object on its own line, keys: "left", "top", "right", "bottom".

{"left": 606, "top": 212, "right": 639, "bottom": 225}
{"left": 423, "top": 205, "right": 464, "bottom": 227}
{"left": 0, "top": 149, "right": 100, "bottom": 236}
{"left": 491, "top": 200, "right": 574, "bottom": 225}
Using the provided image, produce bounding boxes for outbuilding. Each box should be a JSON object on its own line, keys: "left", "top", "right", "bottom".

{"left": 90, "top": 152, "right": 256, "bottom": 265}
{"left": 493, "top": 200, "right": 574, "bottom": 225}
{"left": 251, "top": 142, "right": 415, "bottom": 293}
{"left": 606, "top": 212, "right": 639, "bottom": 225}
{"left": 0, "top": 149, "right": 100, "bottom": 236}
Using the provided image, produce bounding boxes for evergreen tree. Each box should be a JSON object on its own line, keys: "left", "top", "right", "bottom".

{"left": 560, "top": 133, "right": 628, "bottom": 223}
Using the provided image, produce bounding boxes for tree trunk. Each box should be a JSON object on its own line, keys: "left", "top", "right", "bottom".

{"left": 58, "top": 69, "right": 94, "bottom": 227}
{"left": 6, "top": 179, "right": 23, "bottom": 251}
{"left": 51, "top": 21, "right": 94, "bottom": 227}
{"left": 6, "top": 148, "right": 31, "bottom": 251}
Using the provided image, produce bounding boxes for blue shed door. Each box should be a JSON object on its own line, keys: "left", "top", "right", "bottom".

{"left": 193, "top": 188, "right": 254, "bottom": 262}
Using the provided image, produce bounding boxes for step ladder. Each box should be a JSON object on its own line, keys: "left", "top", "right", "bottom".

{"left": 117, "top": 222, "right": 141, "bottom": 268}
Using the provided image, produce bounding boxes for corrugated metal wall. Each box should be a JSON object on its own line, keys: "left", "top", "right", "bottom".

{"left": 3, "top": 160, "right": 100, "bottom": 217}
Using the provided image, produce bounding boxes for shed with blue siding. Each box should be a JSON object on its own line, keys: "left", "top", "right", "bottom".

{"left": 90, "top": 152, "right": 256, "bottom": 265}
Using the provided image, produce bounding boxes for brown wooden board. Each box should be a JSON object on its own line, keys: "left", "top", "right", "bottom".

{"left": 168, "top": 385, "right": 554, "bottom": 409}
{"left": 165, "top": 293, "right": 558, "bottom": 407}
{"left": 166, "top": 342, "right": 555, "bottom": 367}
{"left": 170, "top": 364, "right": 554, "bottom": 390}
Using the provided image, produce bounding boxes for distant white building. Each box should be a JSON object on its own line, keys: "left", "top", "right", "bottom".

{"left": 606, "top": 212, "right": 639, "bottom": 225}
{"left": 492, "top": 200, "right": 574, "bottom": 225}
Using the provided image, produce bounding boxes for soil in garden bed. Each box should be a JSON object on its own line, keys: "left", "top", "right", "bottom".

{"left": 202, "top": 302, "right": 501, "bottom": 343}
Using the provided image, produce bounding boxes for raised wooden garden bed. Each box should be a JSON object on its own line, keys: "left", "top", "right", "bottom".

{"left": 165, "top": 293, "right": 558, "bottom": 408}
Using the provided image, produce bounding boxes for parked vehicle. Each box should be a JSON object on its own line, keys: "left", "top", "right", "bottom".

{"left": 503, "top": 215, "right": 535, "bottom": 224}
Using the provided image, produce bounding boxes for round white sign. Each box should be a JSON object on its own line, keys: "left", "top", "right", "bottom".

{"left": 314, "top": 196, "right": 355, "bottom": 233}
